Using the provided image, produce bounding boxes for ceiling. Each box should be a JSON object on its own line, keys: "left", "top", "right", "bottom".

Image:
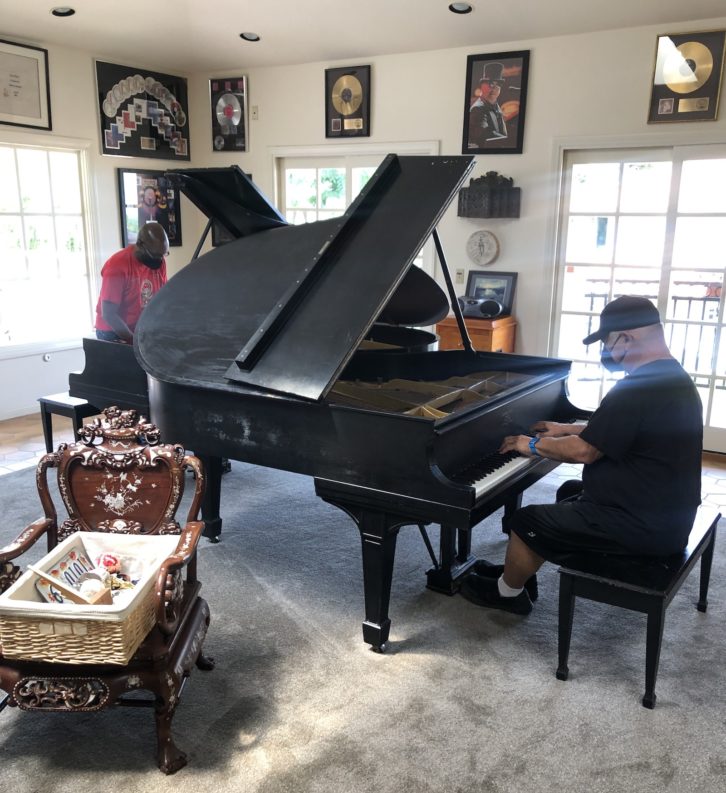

{"left": 1, "top": 0, "right": 725, "bottom": 73}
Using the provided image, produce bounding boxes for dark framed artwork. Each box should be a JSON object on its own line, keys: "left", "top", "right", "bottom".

{"left": 96, "top": 61, "right": 190, "bottom": 159}
{"left": 647, "top": 30, "right": 726, "bottom": 123}
{"left": 0, "top": 39, "right": 51, "bottom": 130}
{"left": 462, "top": 50, "right": 530, "bottom": 154}
{"left": 325, "top": 65, "right": 370, "bottom": 138}
{"left": 210, "top": 76, "right": 247, "bottom": 151}
{"left": 117, "top": 169, "right": 182, "bottom": 247}
{"left": 465, "top": 270, "right": 518, "bottom": 315}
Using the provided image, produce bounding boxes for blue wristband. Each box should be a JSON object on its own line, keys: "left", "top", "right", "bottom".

{"left": 529, "top": 436, "right": 541, "bottom": 457}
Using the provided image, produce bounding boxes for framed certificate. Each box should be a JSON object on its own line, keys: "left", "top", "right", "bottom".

{"left": 0, "top": 39, "right": 51, "bottom": 130}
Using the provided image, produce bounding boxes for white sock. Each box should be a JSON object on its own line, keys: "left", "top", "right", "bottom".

{"left": 497, "top": 574, "right": 524, "bottom": 598}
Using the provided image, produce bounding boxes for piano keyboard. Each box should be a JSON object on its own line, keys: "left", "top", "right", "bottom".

{"left": 453, "top": 451, "right": 535, "bottom": 498}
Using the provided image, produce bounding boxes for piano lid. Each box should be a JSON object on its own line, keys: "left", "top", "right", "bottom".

{"left": 165, "top": 166, "right": 287, "bottom": 238}
{"left": 135, "top": 154, "right": 474, "bottom": 402}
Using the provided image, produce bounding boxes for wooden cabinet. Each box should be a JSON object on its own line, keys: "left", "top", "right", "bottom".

{"left": 436, "top": 315, "right": 516, "bottom": 353}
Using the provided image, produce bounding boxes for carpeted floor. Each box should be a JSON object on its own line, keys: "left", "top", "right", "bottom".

{"left": 0, "top": 461, "right": 724, "bottom": 793}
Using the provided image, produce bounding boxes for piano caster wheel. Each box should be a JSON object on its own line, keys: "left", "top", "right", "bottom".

{"left": 642, "top": 693, "right": 656, "bottom": 709}
{"left": 556, "top": 667, "right": 568, "bottom": 681}
{"left": 369, "top": 643, "right": 387, "bottom": 654}
{"left": 207, "top": 536, "right": 220, "bottom": 544}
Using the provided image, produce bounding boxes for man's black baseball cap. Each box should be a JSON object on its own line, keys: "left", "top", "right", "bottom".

{"left": 582, "top": 295, "right": 661, "bottom": 345}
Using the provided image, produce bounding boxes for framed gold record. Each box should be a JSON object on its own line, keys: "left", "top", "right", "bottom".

{"left": 325, "top": 65, "right": 370, "bottom": 138}
{"left": 648, "top": 30, "right": 726, "bottom": 123}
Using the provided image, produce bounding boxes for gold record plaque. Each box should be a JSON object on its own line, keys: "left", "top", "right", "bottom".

{"left": 648, "top": 31, "right": 726, "bottom": 123}
{"left": 325, "top": 65, "right": 370, "bottom": 137}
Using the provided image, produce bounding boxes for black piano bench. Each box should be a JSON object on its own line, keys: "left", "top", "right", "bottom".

{"left": 555, "top": 506, "right": 720, "bottom": 709}
{"left": 37, "top": 392, "right": 99, "bottom": 453}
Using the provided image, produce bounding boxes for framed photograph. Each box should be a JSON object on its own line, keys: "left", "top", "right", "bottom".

{"left": 465, "top": 270, "right": 518, "bottom": 315}
{"left": 117, "top": 169, "right": 182, "bottom": 247}
{"left": 325, "top": 65, "right": 370, "bottom": 138}
{"left": 647, "top": 30, "right": 726, "bottom": 123}
{"left": 95, "top": 61, "right": 190, "bottom": 159}
{"left": 0, "top": 39, "right": 51, "bottom": 130}
{"left": 462, "top": 50, "right": 530, "bottom": 154}
{"left": 210, "top": 76, "right": 247, "bottom": 152}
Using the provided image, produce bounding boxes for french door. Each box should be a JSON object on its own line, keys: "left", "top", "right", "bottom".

{"left": 553, "top": 143, "right": 726, "bottom": 452}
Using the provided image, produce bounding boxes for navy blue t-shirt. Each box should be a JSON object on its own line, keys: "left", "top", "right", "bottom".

{"left": 578, "top": 358, "right": 702, "bottom": 553}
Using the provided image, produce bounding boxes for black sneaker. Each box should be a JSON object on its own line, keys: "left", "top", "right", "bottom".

{"left": 472, "top": 559, "right": 539, "bottom": 602}
{"left": 459, "top": 572, "right": 533, "bottom": 615}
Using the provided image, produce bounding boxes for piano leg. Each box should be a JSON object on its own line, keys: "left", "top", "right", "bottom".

{"left": 198, "top": 454, "right": 223, "bottom": 541}
{"left": 501, "top": 493, "right": 523, "bottom": 533}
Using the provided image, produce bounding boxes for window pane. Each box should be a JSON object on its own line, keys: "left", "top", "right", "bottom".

{"left": 569, "top": 163, "right": 619, "bottom": 213}
{"left": 317, "top": 209, "right": 345, "bottom": 222}
{"left": 49, "top": 151, "right": 82, "bottom": 213}
{"left": 672, "top": 217, "right": 726, "bottom": 268}
{"left": 565, "top": 215, "right": 615, "bottom": 264}
{"left": 55, "top": 216, "right": 86, "bottom": 276}
{"left": 0, "top": 148, "right": 19, "bottom": 212}
{"left": 619, "top": 161, "right": 671, "bottom": 213}
{"left": 24, "top": 216, "right": 56, "bottom": 278}
{"left": 16, "top": 148, "right": 51, "bottom": 213}
{"left": 319, "top": 168, "right": 345, "bottom": 209}
{"left": 666, "top": 271, "right": 722, "bottom": 322}
{"left": 561, "top": 264, "right": 611, "bottom": 313}
{"left": 614, "top": 216, "right": 665, "bottom": 267}
{"left": 612, "top": 267, "right": 660, "bottom": 300}
{"left": 286, "top": 169, "right": 317, "bottom": 209}
{"left": 352, "top": 167, "right": 375, "bottom": 201}
{"left": 557, "top": 313, "right": 597, "bottom": 361}
{"left": 679, "top": 159, "right": 726, "bottom": 213}
{"left": 667, "top": 321, "right": 716, "bottom": 374}
{"left": 0, "top": 216, "right": 26, "bottom": 275}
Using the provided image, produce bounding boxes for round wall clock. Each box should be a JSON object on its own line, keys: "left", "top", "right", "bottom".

{"left": 466, "top": 230, "right": 500, "bottom": 266}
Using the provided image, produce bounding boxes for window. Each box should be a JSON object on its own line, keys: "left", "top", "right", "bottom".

{"left": 553, "top": 144, "right": 726, "bottom": 451}
{"left": 0, "top": 142, "right": 93, "bottom": 348}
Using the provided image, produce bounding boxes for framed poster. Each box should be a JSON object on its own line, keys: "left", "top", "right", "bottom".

{"left": 117, "top": 169, "right": 182, "bottom": 247}
{"left": 0, "top": 39, "right": 51, "bottom": 130}
{"left": 96, "top": 61, "right": 190, "bottom": 159}
{"left": 210, "top": 76, "right": 247, "bottom": 151}
{"left": 325, "top": 65, "right": 370, "bottom": 138}
{"left": 462, "top": 51, "right": 530, "bottom": 154}
{"left": 648, "top": 30, "right": 726, "bottom": 123}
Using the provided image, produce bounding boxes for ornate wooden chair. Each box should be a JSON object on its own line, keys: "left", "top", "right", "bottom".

{"left": 0, "top": 407, "right": 214, "bottom": 774}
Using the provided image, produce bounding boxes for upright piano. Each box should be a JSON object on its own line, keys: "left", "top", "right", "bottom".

{"left": 74, "top": 157, "right": 582, "bottom": 650}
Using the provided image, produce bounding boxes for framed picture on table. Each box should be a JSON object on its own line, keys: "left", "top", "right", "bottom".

{"left": 117, "top": 168, "right": 182, "bottom": 247}
{"left": 465, "top": 270, "right": 518, "bottom": 315}
{"left": 462, "top": 50, "right": 530, "bottom": 154}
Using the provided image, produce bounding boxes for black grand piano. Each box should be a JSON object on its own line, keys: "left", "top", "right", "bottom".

{"left": 73, "top": 157, "right": 582, "bottom": 650}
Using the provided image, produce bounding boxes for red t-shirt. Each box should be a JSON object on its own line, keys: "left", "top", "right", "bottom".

{"left": 94, "top": 245, "right": 167, "bottom": 333}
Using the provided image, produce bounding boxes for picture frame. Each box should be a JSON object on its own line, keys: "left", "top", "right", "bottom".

{"left": 210, "top": 76, "right": 247, "bottom": 152}
{"left": 325, "top": 65, "right": 370, "bottom": 138}
{"left": 465, "top": 270, "right": 518, "bottom": 315}
{"left": 647, "top": 30, "right": 726, "bottom": 123}
{"left": 117, "top": 169, "right": 182, "bottom": 248}
{"left": 462, "top": 50, "right": 530, "bottom": 155}
{"left": 95, "top": 61, "right": 190, "bottom": 159}
{"left": 0, "top": 39, "right": 51, "bottom": 130}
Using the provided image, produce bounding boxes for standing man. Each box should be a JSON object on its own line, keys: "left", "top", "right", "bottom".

{"left": 468, "top": 62, "right": 507, "bottom": 147}
{"left": 461, "top": 296, "right": 703, "bottom": 615}
{"left": 95, "top": 222, "right": 169, "bottom": 343}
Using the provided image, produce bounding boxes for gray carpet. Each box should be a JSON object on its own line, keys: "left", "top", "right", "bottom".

{"left": 0, "top": 462, "right": 724, "bottom": 793}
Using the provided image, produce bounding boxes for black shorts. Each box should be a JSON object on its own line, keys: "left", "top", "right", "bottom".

{"left": 504, "top": 498, "right": 655, "bottom": 564}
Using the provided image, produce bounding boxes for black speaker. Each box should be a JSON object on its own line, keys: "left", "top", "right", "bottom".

{"left": 457, "top": 296, "right": 503, "bottom": 318}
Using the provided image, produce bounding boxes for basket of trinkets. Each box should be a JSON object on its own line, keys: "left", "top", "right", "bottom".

{"left": 0, "top": 531, "right": 179, "bottom": 665}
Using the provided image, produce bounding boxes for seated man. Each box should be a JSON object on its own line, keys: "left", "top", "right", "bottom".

{"left": 461, "top": 295, "right": 703, "bottom": 615}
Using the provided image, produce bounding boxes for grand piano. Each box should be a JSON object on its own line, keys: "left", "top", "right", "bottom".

{"left": 74, "top": 157, "right": 582, "bottom": 650}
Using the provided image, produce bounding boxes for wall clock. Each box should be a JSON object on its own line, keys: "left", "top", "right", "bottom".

{"left": 466, "top": 230, "right": 499, "bottom": 266}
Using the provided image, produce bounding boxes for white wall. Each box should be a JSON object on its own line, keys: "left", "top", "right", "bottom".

{"left": 2, "top": 17, "right": 726, "bottom": 419}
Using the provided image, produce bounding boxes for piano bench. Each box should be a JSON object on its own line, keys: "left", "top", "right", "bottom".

{"left": 38, "top": 392, "right": 99, "bottom": 453}
{"left": 555, "top": 506, "right": 720, "bottom": 709}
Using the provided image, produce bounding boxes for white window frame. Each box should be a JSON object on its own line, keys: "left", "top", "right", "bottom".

{"left": 0, "top": 130, "right": 98, "bottom": 360}
{"left": 270, "top": 140, "right": 439, "bottom": 276}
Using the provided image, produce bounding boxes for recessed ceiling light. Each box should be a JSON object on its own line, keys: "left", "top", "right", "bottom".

{"left": 448, "top": 3, "right": 473, "bottom": 13}
{"left": 51, "top": 6, "right": 76, "bottom": 16}
{"left": 239, "top": 32, "right": 261, "bottom": 42}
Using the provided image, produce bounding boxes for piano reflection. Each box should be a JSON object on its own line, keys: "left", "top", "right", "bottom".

{"left": 74, "top": 157, "right": 583, "bottom": 650}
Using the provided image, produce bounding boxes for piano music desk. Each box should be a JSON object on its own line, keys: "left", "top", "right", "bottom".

{"left": 436, "top": 315, "right": 516, "bottom": 353}
{"left": 37, "top": 392, "right": 98, "bottom": 453}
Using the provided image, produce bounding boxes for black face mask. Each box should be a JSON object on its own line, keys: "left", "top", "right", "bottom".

{"left": 136, "top": 250, "right": 164, "bottom": 269}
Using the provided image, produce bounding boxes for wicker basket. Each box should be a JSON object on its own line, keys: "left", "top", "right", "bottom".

{"left": 0, "top": 532, "right": 178, "bottom": 665}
